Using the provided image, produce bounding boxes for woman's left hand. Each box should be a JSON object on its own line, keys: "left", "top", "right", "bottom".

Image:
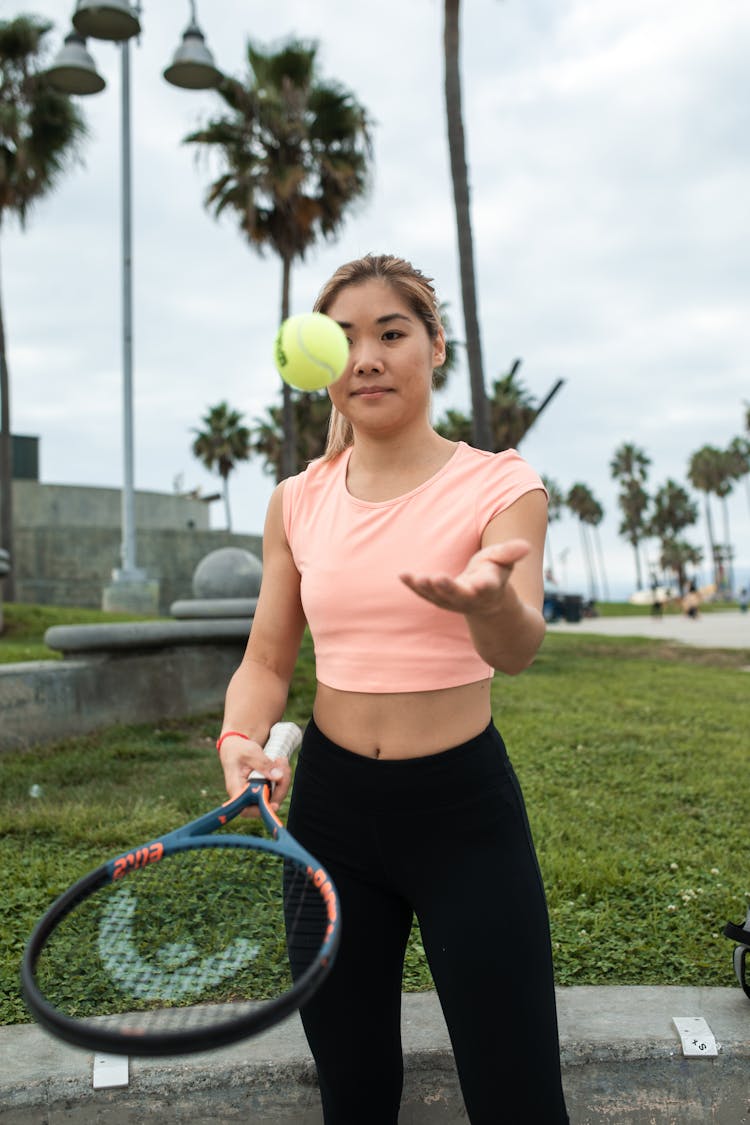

{"left": 399, "top": 538, "right": 530, "bottom": 617}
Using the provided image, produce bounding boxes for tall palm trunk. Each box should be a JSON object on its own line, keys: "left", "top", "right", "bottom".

{"left": 631, "top": 539, "right": 643, "bottom": 591}
{"left": 702, "top": 494, "right": 718, "bottom": 587}
{"left": 720, "top": 494, "right": 734, "bottom": 595}
{"left": 221, "top": 471, "right": 232, "bottom": 532}
{"left": 443, "top": 0, "right": 491, "bottom": 451}
{"left": 578, "top": 521, "right": 597, "bottom": 600}
{"left": 594, "top": 526, "right": 610, "bottom": 602}
{"left": 0, "top": 231, "right": 15, "bottom": 601}
{"left": 279, "top": 255, "right": 297, "bottom": 481}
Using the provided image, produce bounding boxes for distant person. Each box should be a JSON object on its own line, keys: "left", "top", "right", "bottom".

{"left": 650, "top": 578, "right": 663, "bottom": 619}
{"left": 682, "top": 580, "right": 701, "bottom": 620}
{"left": 739, "top": 587, "right": 748, "bottom": 614}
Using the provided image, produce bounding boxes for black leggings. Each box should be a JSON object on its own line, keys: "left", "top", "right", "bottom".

{"left": 287, "top": 718, "right": 569, "bottom": 1125}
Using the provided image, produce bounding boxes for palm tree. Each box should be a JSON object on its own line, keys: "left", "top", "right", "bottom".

{"left": 443, "top": 0, "right": 491, "bottom": 450}
{"left": 487, "top": 361, "right": 537, "bottom": 450}
{"left": 431, "top": 301, "right": 460, "bottom": 392}
{"left": 191, "top": 402, "right": 251, "bottom": 531}
{"left": 714, "top": 449, "right": 738, "bottom": 596}
{"left": 687, "top": 445, "right": 725, "bottom": 589}
{"left": 252, "top": 390, "right": 332, "bottom": 482}
{"left": 0, "top": 15, "right": 86, "bottom": 600}
{"left": 736, "top": 396, "right": 750, "bottom": 510}
{"left": 610, "top": 442, "right": 651, "bottom": 591}
{"left": 647, "top": 479, "right": 698, "bottom": 592}
{"left": 617, "top": 480, "right": 650, "bottom": 592}
{"left": 435, "top": 360, "right": 563, "bottom": 450}
{"left": 541, "top": 475, "right": 564, "bottom": 585}
{"left": 659, "top": 538, "right": 702, "bottom": 593}
{"left": 610, "top": 442, "right": 651, "bottom": 482}
{"left": 433, "top": 407, "right": 473, "bottom": 444}
{"left": 726, "top": 435, "right": 750, "bottom": 515}
{"left": 566, "top": 483, "right": 599, "bottom": 600}
{"left": 585, "top": 494, "right": 609, "bottom": 603}
{"left": 186, "top": 40, "right": 372, "bottom": 480}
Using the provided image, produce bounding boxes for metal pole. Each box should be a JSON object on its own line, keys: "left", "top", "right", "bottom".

{"left": 118, "top": 37, "right": 139, "bottom": 579}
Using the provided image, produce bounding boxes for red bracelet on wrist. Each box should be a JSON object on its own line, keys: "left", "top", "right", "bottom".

{"left": 216, "top": 730, "right": 251, "bottom": 754}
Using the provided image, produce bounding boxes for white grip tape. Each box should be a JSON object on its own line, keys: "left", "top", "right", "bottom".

{"left": 249, "top": 722, "right": 302, "bottom": 779}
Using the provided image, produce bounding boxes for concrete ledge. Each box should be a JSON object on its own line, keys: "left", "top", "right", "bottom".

{"left": 44, "top": 619, "right": 252, "bottom": 653}
{"left": 0, "top": 642, "right": 244, "bottom": 751}
{"left": 1, "top": 988, "right": 748, "bottom": 1124}
{"left": 171, "top": 598, "right": 258, "bottom": 619}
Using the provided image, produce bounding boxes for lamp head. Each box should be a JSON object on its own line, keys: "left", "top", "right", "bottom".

{"left": 163, "top": 22, "right": 222, "bottom": 90}
{"left": 45, "top": 30, "right": 106, "bottom": 96}
{"left": 72, "top": 1, "right": 141, "bottom": 43}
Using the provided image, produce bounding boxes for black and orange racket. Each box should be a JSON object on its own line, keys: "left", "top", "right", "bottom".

{"left": 21, "top": 722, "right": 339, "bottom": 1055}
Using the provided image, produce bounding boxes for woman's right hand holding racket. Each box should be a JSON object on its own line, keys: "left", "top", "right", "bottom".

{"left": 218, "top": 731, "right": 293, "bottom": 815}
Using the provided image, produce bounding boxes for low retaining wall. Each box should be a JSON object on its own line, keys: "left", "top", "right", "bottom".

{"left": 0, "top": 625, "right": 249, "bottom": 751}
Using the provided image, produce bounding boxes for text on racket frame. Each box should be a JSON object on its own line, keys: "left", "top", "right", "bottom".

{"left": 113, "top": 843, "right": 164, "bottom": 880}
{"left": 309, "top": 865, "right": 338, "bottom": 929}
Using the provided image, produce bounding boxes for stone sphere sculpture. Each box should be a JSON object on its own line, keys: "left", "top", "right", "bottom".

{"left": 192, "top": 547, "right": 263, "bottom": 600}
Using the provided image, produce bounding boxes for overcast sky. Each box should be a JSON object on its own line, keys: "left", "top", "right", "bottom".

{"left": 3, "top": 0, "right": 749, "bottom": 599}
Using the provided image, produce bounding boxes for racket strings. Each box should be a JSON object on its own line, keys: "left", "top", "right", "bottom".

{"left": 32, "top": 845, "right": 330, "bottom": 1037}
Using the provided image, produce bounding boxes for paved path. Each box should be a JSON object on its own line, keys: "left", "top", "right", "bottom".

{"left": 2, "top": 987, "right": 749, "bottom": 1123}
{"left": 547, "top": 610, "right": 750, "bottom": 650}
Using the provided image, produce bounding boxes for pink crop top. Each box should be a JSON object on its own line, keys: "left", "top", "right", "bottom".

{"left": 282, "top": 441, "right": 546, "bottom": 693}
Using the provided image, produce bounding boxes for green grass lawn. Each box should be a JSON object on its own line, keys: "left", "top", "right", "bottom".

{"left": 0, "top": 603, "right": 157, "bottom": 664}
{"left": 499, "top": 634, "right": 749, "bottom": 989}
{"left": 1, "top": 625, "right": 748, "bottom": 1025}
{"left": 594, "top": 599, "right": 739, "bottom": 617}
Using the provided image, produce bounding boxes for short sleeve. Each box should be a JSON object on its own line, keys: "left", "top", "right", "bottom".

{"left": 475, "top": 449, "right": 548, "bottom": 535}
{"left": 281, "top": 470, "right": 304, "bottom": 548}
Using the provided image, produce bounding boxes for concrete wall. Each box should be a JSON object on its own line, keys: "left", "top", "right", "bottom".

{"left": 13, "top": 480, "right": 211, "bottom": 531}
{"left": 4, "top": 480, "right": 262, "bottom": 615}
{"left": 12, "top": 525, "right": 262, "bottom": 614}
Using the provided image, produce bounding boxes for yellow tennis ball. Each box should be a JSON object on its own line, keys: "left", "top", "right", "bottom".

{"left": 273, "top": 313, "right": 349, "bottom": 392}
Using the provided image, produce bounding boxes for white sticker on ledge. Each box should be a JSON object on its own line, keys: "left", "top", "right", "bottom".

{"left": 672, "top": 1016, "right": 718, "bottom": 1057}
{"left": 93, "top": 1052, "right": 129, "bottom": 1088}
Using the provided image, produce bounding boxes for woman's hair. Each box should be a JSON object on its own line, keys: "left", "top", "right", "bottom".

{"left": 313, "top": 254, "right": 444, "bottom": 460}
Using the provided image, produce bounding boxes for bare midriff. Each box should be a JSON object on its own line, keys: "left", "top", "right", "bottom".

{"left": 312, "top": 678, "right": 493, "bottom": 759}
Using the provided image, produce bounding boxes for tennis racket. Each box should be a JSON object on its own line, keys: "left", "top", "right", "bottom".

{"left": 21, "top": 722, "right": 340, "bottom": 1056}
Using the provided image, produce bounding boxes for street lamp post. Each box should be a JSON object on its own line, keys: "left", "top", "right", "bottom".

{"left": 118, "top": 36, "right": 138, "bottom": 590}
{"left": 46, "top": 2, "right": 222, "bottom": 613}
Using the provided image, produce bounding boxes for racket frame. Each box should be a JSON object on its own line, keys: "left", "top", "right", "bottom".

{"left": 21, "top": 728, "right": 339, "bottom": 1056}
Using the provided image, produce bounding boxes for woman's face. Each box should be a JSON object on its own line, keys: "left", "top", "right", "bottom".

{"left": 324, "top": 279, "right": 445, "bottom": 437}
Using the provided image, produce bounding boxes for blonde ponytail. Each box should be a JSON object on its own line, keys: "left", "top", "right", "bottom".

{"left": 324, "top": 407, "right": 354, "bottom": 461}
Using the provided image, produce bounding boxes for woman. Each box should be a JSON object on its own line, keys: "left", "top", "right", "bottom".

{"left": 217, "top": 254, "right": 569, "bottom": 1124}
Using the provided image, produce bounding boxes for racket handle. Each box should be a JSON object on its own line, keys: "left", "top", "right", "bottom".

{"left": 249, "top": 722, "right": 302, "bottom": 779}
